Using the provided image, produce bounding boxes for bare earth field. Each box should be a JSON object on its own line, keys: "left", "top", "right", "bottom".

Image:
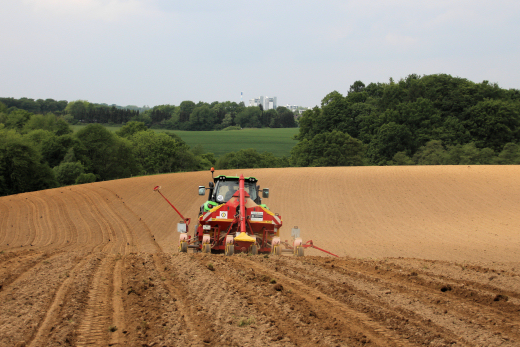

{"left": 0, "top": 166, "right": 519, "bottom": 346}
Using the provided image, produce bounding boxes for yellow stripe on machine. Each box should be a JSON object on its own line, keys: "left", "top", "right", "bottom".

{"left": 211, "top": 218, "right": 234, "bottom": 222}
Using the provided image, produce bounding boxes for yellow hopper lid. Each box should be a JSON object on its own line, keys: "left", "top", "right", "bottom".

{"left": 234, "top": 232, "right": 255, "bottom": 243}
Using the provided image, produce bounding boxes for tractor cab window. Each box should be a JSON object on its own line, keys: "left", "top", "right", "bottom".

{"left": 214, "top": 180, "right": 257, "bottom": 203}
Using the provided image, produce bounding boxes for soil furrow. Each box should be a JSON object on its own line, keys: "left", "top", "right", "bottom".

{"left": 39, "top": 254, "right": 104, "bottom": 346}
{"left": 166, "top": 252, "right": 298, "bottom": 346}
{"left": 121, "top": 253, "right": 190, "bottom": 346}
{"left": 280, "top": 257, "right": 516, "bottom": 346}
{"left": 80, "top": 187, "right": 133, "bottom": 254}
{"left": 152, "top": 253, "right": 208, "bottom": 346}
{"left": 0, "top": 251, "right": 86, "bottom": 347}
{"left": 273, "top": 257, "right": 470, "bottom": 346}
{"left": 0, "top": 200, "right": 9, "bottom": 246}
{"left": 310, "top": 257, "right": 520, "bottom": 341}
{"left": 109, "top": 257, "right": 126, "bottom": 346}
{"left": 75, "top": 253, "right": 115, "bottom": 346}
{"left": 228, "top": 255, "right": 414, "bottom": 347}
{"left": 0, "top": 250, "right": 62, "bottom": 291}
{"left": 384, "top": 258, "right": 520, "bottom": 299}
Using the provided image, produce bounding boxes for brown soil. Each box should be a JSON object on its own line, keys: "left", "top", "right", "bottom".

{"left": 0, "top": 166, "right": 519, "bottom": 346}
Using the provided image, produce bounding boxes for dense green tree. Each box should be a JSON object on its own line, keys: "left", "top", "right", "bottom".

{"left": 65, "top": 100, "right": 89, "bottom": 121}
{"left": 462, "top": 99, "right": 520, "bottom": 151}
{"left": 22, "top": 113, "right": 72, "bottom": 136}
{"left": 389, "top": 152, "right": 414, "bottom": 165}
{"left": 129, "top": 112, "right": 152, "bottom": 127}
{"left": 75, "top": 173, "right": 96, "bottom": 184}
{"left": 496, "top": 143, "right": 520, "bottom": 164}
{"left": 53, "top": 161, "right": 85, "bottom": 186}
{"left": 412, "top": 140, "right": 446, "bottom": 165}
{"left": 367, "top": 122, "right": 413, "bottom": 164}
{"left": 1, "top": 109, "right": 32, "bottom": 130}
{"left": 115, "top": 121, "right": 148, "bottom": 138}
{"left": 235, "top": 107, "right": 261, "bottom": 128}
{"left": 130, "top": 131, "right": 195, "bottom": 174}
{"left": 189, "top": 105, "right": 216, "bottom": 130}
{"left": 0, "top": 129, "right": 57, "bottom": 195}
{"left": 277, "top": 107, "right": 297, "bottom": 128}
{"left": 24, "top": 130, "right": 75, "bottom": 168}
{"left": 179, "top": 101, "right": 196, "bottom": 123}
{"left": 216, "top": 149, "right": 287, "bottom": 169}
{"left": 74, "top": 124, "right": 140, "bottom": 181}
{"left": 221, "top": 113, "right": 234, "bottom": 128}
{"left": 290, "top": 130, "right": 365, "bottom": 167}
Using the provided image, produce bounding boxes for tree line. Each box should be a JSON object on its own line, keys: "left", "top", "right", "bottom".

{"left": 0, "top": 102, "right": 288, "bottom": 196}
{"left": 2, "top": 97, "right": 299, "bottom": 131}
{"left": 2, "top": 73, "right": 520, "bottom": 196}
{"left": 290, "top": 74, "right": 520, "bottom": 166}
{"left": 112, "top": 100, "right": 298, "bottom": 130}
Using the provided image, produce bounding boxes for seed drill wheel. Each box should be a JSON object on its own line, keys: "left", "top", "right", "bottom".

{"left": 271, "top": 245, "right": 281, "bottom": 256}
{"left": 225, "top": 244, "right": 234, "bottom": 256}
{"left": 296, "top": 246, "right": 304, "bottom": 257}
{"left": 202, "top": 244, "right": 211, "bottom": 253}
{"left": 179, "top": 242, "right": 188, "bottom": 253}
{"left": 250, "top": 244, "right": 258, "bottom": 255}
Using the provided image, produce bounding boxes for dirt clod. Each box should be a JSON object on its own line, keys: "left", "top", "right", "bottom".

{"left": 493, "top": 294, "right": 509, "bottom": 302}
{"left": 440, "top": 285, "right": 452, "bottom": 292}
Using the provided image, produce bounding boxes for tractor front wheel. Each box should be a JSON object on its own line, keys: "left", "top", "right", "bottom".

{"left": 179, "top": 242, "right": 188, "bottom": 253}
{"left": 250, "top": 244, "right": 258, "bottom": 255}
{"left": 272, "top": 245, "right": 281, "bottom": 256}
{"left": 296, "top": 246, "right": 304, "bottom": 257}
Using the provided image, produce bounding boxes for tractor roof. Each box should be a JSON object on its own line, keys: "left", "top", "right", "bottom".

{"left": 214, "top": 175, "right": 257, "bottom": 182}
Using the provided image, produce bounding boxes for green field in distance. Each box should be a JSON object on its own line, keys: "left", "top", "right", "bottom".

{"left": 71, "top": 125, "right": 299, "bottom": 157}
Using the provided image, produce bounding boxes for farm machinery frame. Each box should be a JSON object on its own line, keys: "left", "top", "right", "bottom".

{"left": 154, "top": 168, "right": 338, "bottom": 257}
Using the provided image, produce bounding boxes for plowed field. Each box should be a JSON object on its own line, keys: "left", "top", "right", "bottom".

{"left": 0, "top": 166, "right": 519, "bottom": 346}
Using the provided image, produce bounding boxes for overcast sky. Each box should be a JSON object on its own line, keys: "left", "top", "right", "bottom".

{"left": 1, "top": 1, "right": 519, "bottom": 108}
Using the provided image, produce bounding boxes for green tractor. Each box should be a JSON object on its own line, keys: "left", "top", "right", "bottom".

{"left": 198, "top": 169, "right": 270, "bottom": 215}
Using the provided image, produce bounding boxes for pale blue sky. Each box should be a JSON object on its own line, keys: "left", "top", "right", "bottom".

{"left": 1, "top": 1, "right": 519, "bottom": 108}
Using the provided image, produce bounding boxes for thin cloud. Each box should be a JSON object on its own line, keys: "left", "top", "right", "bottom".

{"left": 385, "top": 33, "right": 417, "bottom": 47}
{"left": 22, "top": 0, "right": 159, "bottom": 21}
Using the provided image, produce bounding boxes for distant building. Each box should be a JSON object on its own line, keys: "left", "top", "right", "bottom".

{"left": 249, "top": 96, "right": 277, "bottom": 110}
{"left": 284, "top": 104, "right": 310, "bottom": 115}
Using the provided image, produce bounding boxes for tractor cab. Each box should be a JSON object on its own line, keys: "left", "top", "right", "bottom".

{"left": 213, "top": 176, "right": 260, "bottom": 203}
{"left": 199, "top": 175, "right": 263, "bottom": 213}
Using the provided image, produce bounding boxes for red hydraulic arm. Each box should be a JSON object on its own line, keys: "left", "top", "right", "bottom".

{"left": 302, "top": 240, "right": 339, "bottom": 257}
{"left": 239, "top": 175, "right": 246, "bottom": 233}
{"left": 153, "top": 186, "right": 191, "bottom": 226}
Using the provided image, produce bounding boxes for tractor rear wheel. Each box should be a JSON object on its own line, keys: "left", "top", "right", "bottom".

{"left": 225, "top": 244, "right": 234, "bottom": 256}
{"left": 296, "top": 246, "right": 304, "bottom": 257}
{"left": 179, "top": 242, "right": 188, "bottom": 253}
{"left": 250, "top": 244, "right": 258, "bottom": 255}
{"left": 202, "top": 244, "right": 211, "bottom": 253}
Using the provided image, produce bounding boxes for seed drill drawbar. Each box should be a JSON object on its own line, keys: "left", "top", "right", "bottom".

{"left": 154, "top": 168, "right": 338, "bottom": 257}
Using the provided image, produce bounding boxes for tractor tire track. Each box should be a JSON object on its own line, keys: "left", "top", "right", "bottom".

{"left": 37, "top": 254, "right": 104, "bottom": 346}
{"left": 121, "top": 253, "right": 193, "bottom": 347}
{"left": 109, "top": 257, "right": 126, "bottom": 347}
{"left": 75, "top": 253, "right": 115, "bottom": 347}
{"left": 152, "top": 253, "right": 208, "bottom": 346}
